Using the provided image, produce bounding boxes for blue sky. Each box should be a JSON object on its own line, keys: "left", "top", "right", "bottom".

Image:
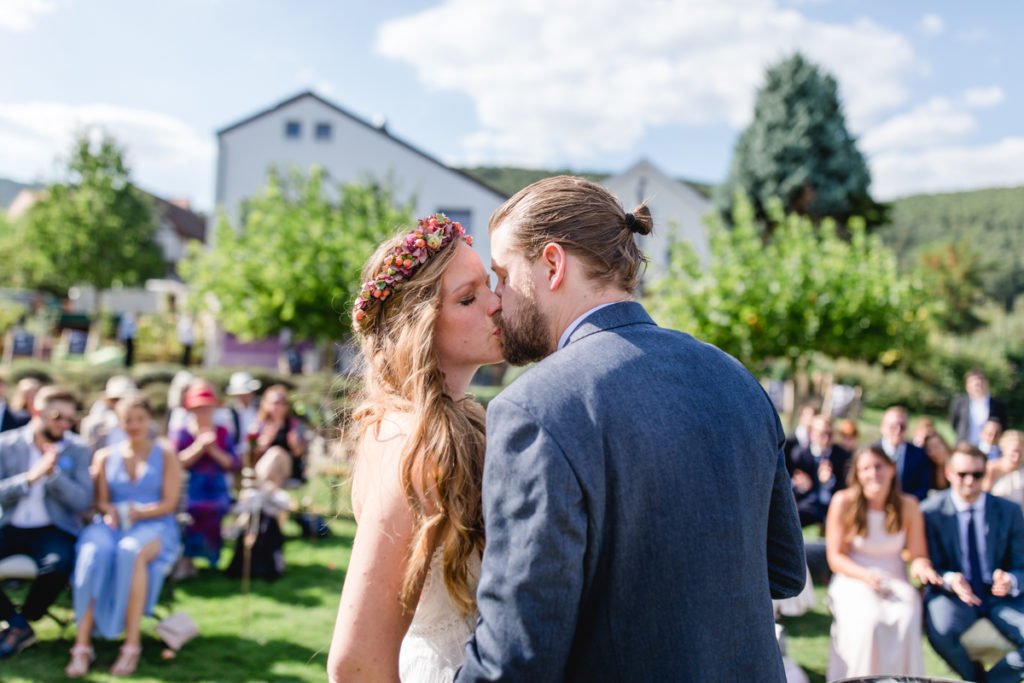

{"left": 1, "top": 0, "right": 1021, "bottom": 211}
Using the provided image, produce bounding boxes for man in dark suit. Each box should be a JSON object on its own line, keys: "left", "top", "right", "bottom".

{"left": 950, "top": 368, "right": 1009, "bottom": 446}
{"left": 787, "top": 415, "right": 851, "bottom": 527}
{"left": 923, "top": 444, "right": 1024, "bottom": 682}
{"left": 457, "top": 176, "right": 805, "bottom": 683}
{"left": 0, "top": 377, "right": 30, "bottom": 434}
{"left": 875, "top": 406, "right": 934, "bottom": 501}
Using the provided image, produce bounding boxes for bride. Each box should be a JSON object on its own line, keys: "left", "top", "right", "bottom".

{"left": 328, "top": 214, "right": 503, "bottom": 682}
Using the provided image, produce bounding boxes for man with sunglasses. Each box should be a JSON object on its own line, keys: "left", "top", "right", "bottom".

{"left": 923, "top": 443, "right": 1024, "bottom": 683}
{"left": 0, "top": 386, "right": 93, "bottom": 658}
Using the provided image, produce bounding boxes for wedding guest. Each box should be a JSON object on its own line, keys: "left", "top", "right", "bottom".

{"left": 785, "top": 402, "right": 818, "bottom": 459}
{"left": 923, "top": 443, "right": 1024, "bottom": 682}
{"left": 875, "top": 406, "right": 934, "bottom": 501}
{"left": 950, "top": 368, "right": 1008, "bottom": 446}
{"left": 247, "top": 385, "right": 307, "bottom": 485}
{"left": 980, "top": 418, "right": 1005, "bottom": 461}
{"left": 171, "top": 381, "right": 238, "bottom": 576}
{"left": 164, "top": 370, "right": 193, "bottom": 436}
{"left": 912, "top": 417, "right": 937, "bottom": 449}
{"left": 0, "top": 387, "right": 93, "bottom": 659}
{"left": 787, "top": 415, "right": 850, "bottom": 527}
{"left": 0, "top": 376, "right": 30, "bottom": 433}
{"left": 66, "top": 395, "right": 182, "bottom": 677}
{"left": 986, "top": 430, "right": 1024, "bottom": 507}
{"left": 117, "top": 311, "right": 137, "bottom": 368}
{"left": 81, "top": 376, "right": 138, "bottom": 451}
{"left": 922, "top": 432, "right": 951, "bottom": 490}
{"left": 10, "top": 377, "right": 42, "bottom": 420}
{"left": 837, "top": 418, "right": 860, "bottom": 455}
{"left": 219, "top": 372, "right": 261, "bottom": 462}
{"left": 825, "top": 445, "right": 942, "bottom": 679}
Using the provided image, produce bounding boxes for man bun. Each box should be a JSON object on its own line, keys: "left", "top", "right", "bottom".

{"left": 626, "top": 204, "right": 653, "bottom": 236}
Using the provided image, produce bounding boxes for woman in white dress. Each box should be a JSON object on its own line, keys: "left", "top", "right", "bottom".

{"left": 825, "top": 445, "right": 943, "bottom": 680}
{"left": 328, "top": 215, "right": 503, "bottom": 683}
{"left": 986, "top": 430, "right": 1024, "bottom": 507}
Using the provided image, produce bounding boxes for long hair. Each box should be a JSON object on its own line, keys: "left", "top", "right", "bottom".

{"left": 257, "top": 384, "right": 292, "bottom": 423}
{"left": 843, "top": 445, "right": 904, "bottom": 538}
{"left": 350, "top": 227, "right": 486, "bottom": 616}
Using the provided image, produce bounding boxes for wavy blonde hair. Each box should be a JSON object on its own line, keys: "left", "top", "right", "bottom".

{"left": 350, "top": 228, "right": 486, "bottom": 616}
{"left": 843, "top": 445, "right": 904, "bottom": 538}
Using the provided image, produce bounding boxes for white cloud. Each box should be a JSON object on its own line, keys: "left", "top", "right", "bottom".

{"left": 918, "top": 13, "right": 944, "bottom": 36}
{"left": 0, "top": 0, "right": 57, "bottom": 32}
{"left": 0, "top": 101, "right": 215, "bottom": 208}
{"left": 861, "top": 86, "right": 1007, "bottom": 155}
{"left": 376, "top": 0, "right": 917, "bottom": 167}
{"left": 860, "top": 98, "right": 974, "bottom": 154}
{"left": 871, "top": 137, "right": 1024, "bottom": 200}
{"left": 964, "top": 86, "right": 1004, "bottom": 109}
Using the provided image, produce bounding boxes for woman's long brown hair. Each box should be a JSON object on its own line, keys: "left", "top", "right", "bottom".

{"left": 843, "top": 445, "right": 904, "bottom": 538}
{"left": 350, "top": 231, "right": 485, "bottom": 616}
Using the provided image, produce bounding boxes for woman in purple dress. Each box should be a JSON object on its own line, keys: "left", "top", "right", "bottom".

{"left": 171, "top": 381, "right": 239, "bottom": 577}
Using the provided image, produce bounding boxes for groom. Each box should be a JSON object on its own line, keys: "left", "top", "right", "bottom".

{"left": 457, "top": 177, "right": 806, "bottom": 682}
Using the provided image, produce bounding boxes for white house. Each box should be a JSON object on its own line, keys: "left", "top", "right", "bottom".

{"left": 212, "top": 90, "right": 509, "bottom": 369}
{"left": 601, "top": 159, "right": 712, "bottom": 279}
{"left": 215, "top": 90, "right": 507, "bottom": 263}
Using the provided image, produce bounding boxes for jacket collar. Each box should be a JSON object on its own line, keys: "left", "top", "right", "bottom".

{"left": 565, "top": 301, "right": 656, "bottom": 347}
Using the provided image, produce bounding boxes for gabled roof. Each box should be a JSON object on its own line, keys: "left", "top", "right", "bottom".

{"left": 604, "top": 159, "right": 711, "bottom": 208}
{"left": 150, "top": 195, "right": 206, "bottom": 242}
{"left": 217, "top": 90, "right": 508, "bottom": 200}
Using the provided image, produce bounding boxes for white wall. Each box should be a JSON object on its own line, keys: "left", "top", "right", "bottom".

{"left": 216, "top": 94, "right": 506, "bottom": 265}
{"left": 602, "top": 160, "right": 712, "bottom": 280}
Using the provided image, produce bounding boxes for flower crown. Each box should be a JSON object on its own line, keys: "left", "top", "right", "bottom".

{"left": 353, "top": 213, "right": 472, "bottom": 324}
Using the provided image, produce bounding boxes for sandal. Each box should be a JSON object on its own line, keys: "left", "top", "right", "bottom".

{"left": 110, "top": 643, "right": 142, "bottom": 677}
{"left": 64, "top": 644, "right": 94, "bottom": 678}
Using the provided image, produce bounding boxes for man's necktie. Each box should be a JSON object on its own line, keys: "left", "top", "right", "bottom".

{"left": 967, "top": 508, "right": 987, "bottom": 607}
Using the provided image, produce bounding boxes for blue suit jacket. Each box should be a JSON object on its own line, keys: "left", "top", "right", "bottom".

{"left": 457, "top": 302, "right": 806, "bottom": 683}
{"left": 871, "top": 440, "right": 932, "bottom": 501}
{"left": 922, "top": 490, "right": 1024, "bottom": 599}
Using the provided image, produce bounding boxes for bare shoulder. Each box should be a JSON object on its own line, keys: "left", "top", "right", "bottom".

{"left": 830, "top": 488, "right": 853, "bottom": 510}
{"left": 351, "top": 411, "right": 416, "bottom": 520}
{"left": 900, "top": 494, "right": 922, "bottom": 515}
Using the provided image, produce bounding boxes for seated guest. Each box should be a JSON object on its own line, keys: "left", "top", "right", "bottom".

{"left": 0, "top": 375, "right": 30, "bottom": 433}
{"left": 826, "top": 445, "right": 941, "bottom": 678}
{"left": 986, "top": 430, "right": 1024, "bottom": 508}
{"left": 979, "top": 418, "right": 1005, "bottom": 461}
{"left": 836, "top": 418, "right": 860, "bottom": 455}
{"left": 784, "top": 402, "right": 818, "bottom": 460}
{"left": 81, "top": 376, "right": 138, "bottom": 451}
{"left": 912, "top": 416, "right": 937, "bottom": 449}
{"left": 0, "top": 387, "right": 93, "bottom": 658}
{"left": 922, "top": 432, "right": 951, "bottom": 490}
{"left": 923, "top": 443, "right": 1024, "bottom": 683}
{"left": 787, "top": 415, "right": 851, "bottom": 527}
{"left": 171, "top": 381, "right": 239, "bottom": 577}
{"left": 247, "top": 385, "right": 307, "bottom": 486}
{"left": 10, "top": 377, "right": 42, "bottom": 422}
{"left": 875, "top": 406, "right": 934, "bottom": 501}
{"left": 66, "top": 395, "right": 182, "bottom": 677}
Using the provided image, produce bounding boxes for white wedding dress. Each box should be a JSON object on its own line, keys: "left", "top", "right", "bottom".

{"left": 399, "top": 550, "right": 480, "bottom": 683}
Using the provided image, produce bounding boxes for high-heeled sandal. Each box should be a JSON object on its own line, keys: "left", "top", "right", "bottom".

{"left": 110, "top": 643, "right": 142, "bottom": 677}
{"left": 64, "top": 644, "right": 95, "bottom": 678}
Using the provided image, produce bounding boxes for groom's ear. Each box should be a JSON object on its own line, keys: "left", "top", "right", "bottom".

{"left": 540, "top": 242, "right": 567, "bottom": 291}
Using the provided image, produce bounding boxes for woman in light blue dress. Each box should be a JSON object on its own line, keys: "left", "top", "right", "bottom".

{"left": 65, "top": 394, "right": 182, "bottom": 678}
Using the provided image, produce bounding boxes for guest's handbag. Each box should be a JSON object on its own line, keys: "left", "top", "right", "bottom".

{"left": 155, "top": 611, "right": 199, "bottom": 652}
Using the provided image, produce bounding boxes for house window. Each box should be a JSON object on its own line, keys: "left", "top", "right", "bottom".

{"left": 315, "top": 122, "right": 332, "bottom": 140}
{"left": 284, "top": 120, "right": 301, "bottom": 139}
{"left": 437, "top": 209, "right": 472, "bottom": 233}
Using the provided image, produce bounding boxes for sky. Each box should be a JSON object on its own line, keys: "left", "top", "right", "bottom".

{"left": 1, "top": 0, "right": 1021, "bottom": 212}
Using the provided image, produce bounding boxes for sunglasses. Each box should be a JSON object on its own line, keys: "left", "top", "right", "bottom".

{"left": 953, "top": 470, "right": 985, "bottom": 481}
{"left": 47, "top": 410, "right": 76, "bottom": 423}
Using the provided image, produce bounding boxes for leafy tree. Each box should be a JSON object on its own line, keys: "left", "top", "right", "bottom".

{"left": 715, "top": 53, "right": 883, "bottom": 229}
{"left": 180, "top": 167, "right": 412, "bottom": 343}
{"left": 1, "top": 132, "right": 162, "bottom": 294}
{"left": 648, "top": 196, "right": 930, "bottom": 376}
{"left": 916, "top": 240, "right": 988, "bottom": 334}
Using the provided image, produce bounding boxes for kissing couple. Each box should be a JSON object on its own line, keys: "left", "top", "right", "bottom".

{"left": 328, "top": 176, "right": 806, "bottom": 682}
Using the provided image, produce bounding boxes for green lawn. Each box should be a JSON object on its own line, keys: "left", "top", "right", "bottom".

{"left": 3, "top": 515, "right": 356, "bottom": 683}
